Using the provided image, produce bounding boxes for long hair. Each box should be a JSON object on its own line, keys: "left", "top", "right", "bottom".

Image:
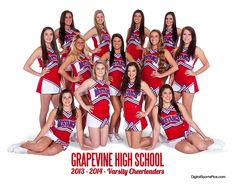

{"left": 162, "top": 11, "right": 178, "bottom": 43}
{"left": 110, "top": 33, "right": 126, "bottom": 67}
{"left": 56, "top": 89, "right": 77, "bottom": 119}
{"left": 94, "top": 10, "right": 109, "bottom": 43}
{"left": 59, "top": 10, "right": 79, "bottom": 45}
{"left": 92, "top": 61, "right": 109, "bottom": 82}
{"left": 120, "top": 62, "right": 141, "bottom": 95}
{"left": 126, "top": 9, "right": 145, "bottom": 46}
{"left": 175, "top": 26, "right": 197, "bottom": 60}
{"left": 40, "top": 27, "right": 61, "bottom": 68}
{"left": 68, "top": 34, "right": 90, "bottom": 62}
{"left": 158, "top": 84, "right": 182, "bottom": 122}
{"left": 147, "top": 29, "right": 166, "bottom": 73}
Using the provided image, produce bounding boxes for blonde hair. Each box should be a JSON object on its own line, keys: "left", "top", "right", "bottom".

{"left": 68, "top": 34, "right": 91, "bottom": 62}
{"left": 147, "top": 29, "right": 166, "bottom": 73}
{"left": 92, "top": 61, "right": 109, "bottom": 82}
{"left": 94, "top": 10, "right": 109, "bottom": 43}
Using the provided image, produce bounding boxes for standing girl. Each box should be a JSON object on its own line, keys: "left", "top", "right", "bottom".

{"left": 23, "top": 27, "right": 61, "bottom": 128}
{"left": 141, "top": 29, "right": 178, "bottom": 127}
{"left": 59, "top": 34, "right": 92, "bottom": 130}
{"left": 100, "top": 33, "right": 135, "bottom": 143}
{"left": 83, "top": 10, "right": 110, "bottom": 64}
{"left": 170, "top": 26, "right": 209, "bottom": 118}
{"left": 55, "top": 10, "right": 80, "bottom": 89}
{"left": 121, "top": 62, "right": 156, "bottom": 148}
{"left": 149, "top": 84, "right": 213, "bottom": 153}
{"left": 74, "top": 61, "right": 110, "bottom": 149}
{"left": 126, "top": 9, "right": 150, "bottom": 67}
{"left": 8, "top": 89, "right": 86, "bottom": 155}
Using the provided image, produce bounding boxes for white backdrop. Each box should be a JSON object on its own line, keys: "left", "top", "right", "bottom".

{"left": 0, "top": 0, "right": 234, "bottom": 187}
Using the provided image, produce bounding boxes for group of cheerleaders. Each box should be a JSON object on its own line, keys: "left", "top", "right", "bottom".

{"left": 8, "top": 9, "right": 217, "bottom": 155}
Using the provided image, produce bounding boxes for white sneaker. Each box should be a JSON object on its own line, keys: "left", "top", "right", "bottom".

{"left": 207, "top": 138, "right": 225, "bottom": 151}
{"left": 8, "top": 142, "right": 23, "bottom": 153}
{"left": 13, "top": 146, "right": 28, "bottom": 154}
{"left": 114, "top": 133, "right": 123, "bottom": 142}
{"left": 108, "top": 134, "right": 118, "bottom": 143}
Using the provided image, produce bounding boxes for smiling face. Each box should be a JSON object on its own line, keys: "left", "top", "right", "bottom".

{"left": 165, "top": 14, "right": 174, "bottom": 28}
{"left": 127, "top": 65, "right": 137, "bottom": 82}
{"left": 150, "top": 31, "right": 160, "bottom": 46}
{"left": 95, "top": 63, "right": 106, "bottom": 79}
{"left": 182, "top": 29, "right": 192, "bottom": 46}
{"left": 62, "top": 92, "right": 73, "bottom": 107}
{"left": 161, "top": 88, "right": 173, "bottom": 104}
{"left": 134, "top": 12, "right": 142, "bottom": 25}
{"left": 65, "top": 12, "right": 73, "bottom": 26}
{"left": 112, "top": 36, "right": 122, "bottom": 50}
{"left": 44, "top": 29, "right": 53, "bottom": 44}
{"left": 75, "top": 38, "right": 85, "bottom": 52}
{"left": 96, "top": 12, "right": 105, "bottom": 25}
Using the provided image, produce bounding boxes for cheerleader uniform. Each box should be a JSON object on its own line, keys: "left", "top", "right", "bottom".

{"left": 159, "top": 105, "right": 194, "bottom": 147}
{"left": 86, "top": 80, "right": 110, "bottom": 128}
{"left": 45, "top": 110, "right": 76, "bottom": 150}
{"left": 36, "top": 48, "right": 61, "bottom": 94}
{"left": 141, "top": 49, "right": 168, "bottom": 95}
{"left": 172, "top": 48, "right": 199, "bottom": 93}
{"left": 92, "top": 29, "right": 110, "bottom": 63}
{"left": 163, "top": 28, "right": 177, "bottom": 54}
{"left": 126, "top": 28, "right": 143, "bottom": 66}
{"left": 109, "top": 53, "right": 126, "bottom": 96}
{"left": 70, "top": 53, "right": 92, "bottom": 93}
{"left": 123, "top": 82, "right": 147, "bottom": 131}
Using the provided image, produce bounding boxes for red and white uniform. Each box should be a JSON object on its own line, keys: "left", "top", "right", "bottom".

{"left": 71, "top": 53, "right": 91, "bottom": 93}
{"left": 109, "top": 53, "right": 126, "bottom": 96}
{"left": 36, "top": 48, "right": 61, "bottom": 94}
{"left": 123, "top": 82, "right": 147, "bottom": 131}
{"left": 141, "top": 49, "right": 168, "bottom": 95}
{"left": 126, "top": 28, "right": 143, "bottom": 66}
{"left": 172, "top": 48, "right": 199, "bottom": 93}
{"left": 163, "top": 28, "right": 177, "bottom": 54}
{"left": 45, "top": 110, "right": 76, "bottom": 150}
{"left": 61, "top": 28, "right": 77, "bottom": 61}
{"left": 92, "top": 29, "right": 110, "bottom": 63}
{"left": 86, "top": 80, "right": 110, "bottom": 128}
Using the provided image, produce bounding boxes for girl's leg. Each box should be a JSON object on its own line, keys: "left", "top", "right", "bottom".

{"left": 175, "top": 139, "right": 200, "bottom": 154}
{"left": 21, "top": 137, "right": 53, "bottom": 152}
{"left": 187, "top": 133, "right": 213, "bottom": 151}
{"left": 145, "top": 96, "right": 154, "bottom": 129}
{"left": 27, "top": 143, "right": 63, "bottom": 156}
{"left": 81, "top": 95, "right": 89, "bottom": 131}
{"left": 100, "top": 124, "right": 109, "bottom": 146}
{"left": 131, "top": 131, "right": 152, "bottom": 148}
{"left": 40, "top": 94, "right": 52, "bottom": 128}
{"left": 174, "top": 91, "right": 182, "bottom": 102}
{"left": 182, "top": 92, "right": 195, "bottom": 118}
{"left": 84, "top": 127, "right": 100, "bottom": 148}
{"left": 51, "top": 93, "right": 60, "bottom": 108}
{"left": 125, "top": 131, "right": 132, "bottom": 147}
{"left": 109, "top": 96, "right": 122, "bottom": 134}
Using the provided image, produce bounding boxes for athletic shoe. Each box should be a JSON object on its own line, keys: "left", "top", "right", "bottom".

{"left": 108, "top": 134, "right": 118, "bottom": 143}
{"left": 207, "top": 138, "right": 225, "bottom": 151}
{"left": 8, "top": 142, "right": 23, "bottom": 153}
{"left": 114, "top": 133, "right": 123, "bottom": 142}
{"left": 13, "top": 146, "right": 28, "bottom": 154}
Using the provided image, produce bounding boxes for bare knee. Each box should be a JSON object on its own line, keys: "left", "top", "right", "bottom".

{"left": 181, "top": 145, "right": 198, "bottom": 154}
{"left": 196, "top": 141, "right": 207, "bottom": 151}
{"left": 47, "top": 147, "right": 62, "bottom": 156}
{"left": 131, "top": 143, "right": 140, "bottom": 149}
{"left": 34, "top": 143, "right": 47, "bottom": 152}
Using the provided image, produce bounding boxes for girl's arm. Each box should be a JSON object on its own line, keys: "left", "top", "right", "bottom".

{"left": 75, "top": 108, "right": 85, "bottom": 149}
{"left": 23, "top": 47, "right": 49, "bottom": 77}
{"left": 99, "top": 52, "right": 110, "bottom": 62}
{"left": 126, "top": 52, "right": 135, "bottom": 62}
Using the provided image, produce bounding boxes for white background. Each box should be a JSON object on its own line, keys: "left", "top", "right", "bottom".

{"left": 0, "top": 0, "right": 234, "bottom": 187}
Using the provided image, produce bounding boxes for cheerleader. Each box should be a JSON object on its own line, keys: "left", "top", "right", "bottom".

{"left": 121, "top": 62, "right": 156, "bottom": 148}
{"left": 170, "top": 26, "right": 209, "bottom": 118}
{"left": 149, "top": 84, "right": 213, "bottom": 153}
{"left": 83, "top": 10, "right": 110, "bottom": 64}
{"left": 23, "top": 27, "right": 61, "bottom": 128}
{"left": 126, "top": 9, "right": 150, "bottom": 68}
{"left": 100, "top": 33, "right": 134, "bottom": 143}
{"left": 8, "top": 89, "right": 86, "bottom": 155}
{"left": 55, "top": 10, "right": 80, "bottom": 89}
{"left": 59, "top": 34, "right": 92, "bottom": 130}
{"left": 74, "top": 61, "right": 110, "bottom": 149}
